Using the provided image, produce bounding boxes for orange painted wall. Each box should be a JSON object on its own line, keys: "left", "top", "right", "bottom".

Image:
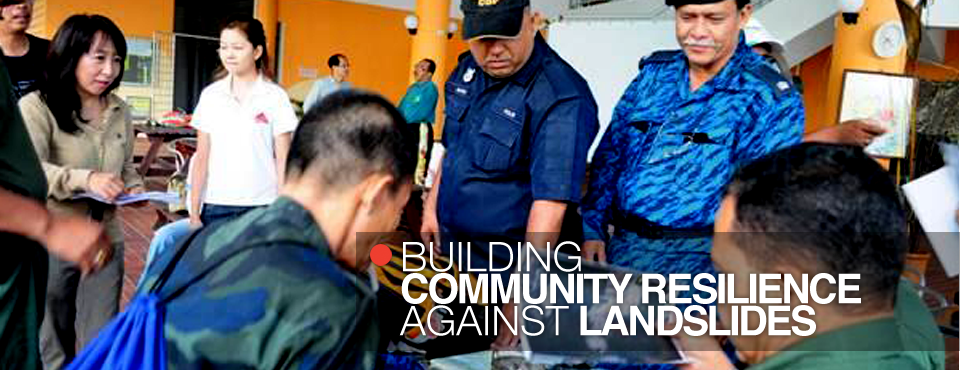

{"left": 946, "top": 30, "right": 958, "bottom": 70}
{"left": 42, "top": 0, "right": 173, "bottom": 38}
{"left": 796, "top": 46, "right": 833, "bottom": 133}
{"left": 279, "top": 0, "right": 467, "bottom": 105}
{"left": 908, "top": 61, "right": 959, "bottom": 82}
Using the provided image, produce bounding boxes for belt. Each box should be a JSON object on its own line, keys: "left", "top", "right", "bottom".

{"left": 613, "top": 209, "right": 713, "bottom": 240}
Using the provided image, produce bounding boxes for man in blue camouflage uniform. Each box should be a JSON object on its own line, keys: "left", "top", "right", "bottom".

{"left": 420, "top": 0, "right": 599, "bottom": 352}
{"left": 138, "top": 92, "right": 415, "bottom": 369}
{"left": 581, "top": 0, "right": 804, "bottom": 296}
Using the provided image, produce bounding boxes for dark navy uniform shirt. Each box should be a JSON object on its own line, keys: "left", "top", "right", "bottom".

{"left": 582, "top": 34, "right": 805, "bottom": 248}
{"left": 438, "top": 33, "right": 599, "bottom": 269}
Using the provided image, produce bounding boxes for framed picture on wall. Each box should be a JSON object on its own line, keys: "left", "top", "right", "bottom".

{"left": 122, "top": 38, "right": 153, "bottom": 86}
{"left": 837, "top": 70, "right": 919, "bottom": 158}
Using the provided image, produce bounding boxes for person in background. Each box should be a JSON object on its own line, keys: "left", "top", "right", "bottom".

{"left": 0, "top": 52, "right": 109, "bottom": 370}
{"left": 188, "top": 15, "right": 297, "bottom": 228}
{"left": 303, "top": 53, "right": 351, "bottom": 112}
{"left": 680, "top": 143, "right": 945, "bottom": 370}
{"left": 742, "top": 18, "right": 888, "bottom": 147}
{"left": 398, "top": 58, "right": 439, "bottom": 185}
{"left": 0, "top": 0, "right": 48, "bottom": 99}
{"left": 138, "top": 91, "right": 415, "bottom": 369}
{"left": 18, "top": 14, "right": 143, "bottom": 369}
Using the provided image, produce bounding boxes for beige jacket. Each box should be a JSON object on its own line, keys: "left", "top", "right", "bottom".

{"left": 19, "top": 91, "right": 143, "bottom": 243}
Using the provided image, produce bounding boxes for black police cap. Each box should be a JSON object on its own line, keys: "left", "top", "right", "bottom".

{"left": 665, "top": 0, "right": 751, "bottom": 8}
{"left": 460, "top": 0, "right": 530, "bottom": 40}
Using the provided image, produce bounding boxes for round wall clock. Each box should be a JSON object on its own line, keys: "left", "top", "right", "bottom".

{"left": 873, "top": 20, "right": 905, "bottom": 59}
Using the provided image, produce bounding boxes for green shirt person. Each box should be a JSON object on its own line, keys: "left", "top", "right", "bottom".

{"left": 679, "top": 143, "right": 945, "bottom": 370}
{"left": 746, "top": 283, "right": 945, "bottom": 370}
{"left": 137, "top": 91, "right": 415, "bottom": 369}
{"left": 397, "top": 58, "right": 439, "bottom": 125}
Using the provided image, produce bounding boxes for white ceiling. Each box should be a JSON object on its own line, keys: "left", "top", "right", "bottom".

{"left": 334, "top": 0, "right": 782, "bottom": 21}
{"left": 333, "top": 0, "right": 567, "bottom": 20}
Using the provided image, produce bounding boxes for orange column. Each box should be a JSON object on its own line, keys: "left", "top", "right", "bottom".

{"left": 410, "top": 0, "right": 449, "bottom": 86}
{"left": 256, "top": 0, "right": 279, "bottom": 75}
{"left": 821, "top": 0, "right": 907, "bottom": 131}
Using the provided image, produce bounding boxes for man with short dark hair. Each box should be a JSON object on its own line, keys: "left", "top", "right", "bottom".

{"left": 678, "top": 143, "right": 945, "bottom": 370}
{"left": 138, "top": 91, "right": 416, "bottom": 369}
{"left": 303, "top": 53, "right": 351, "bottom": 112}
{"left": 581, "top": 0, "right": 804, "bottom": 299}
{"left": 0, "top": 0, "right": 48, "bottom": 99}
{"left": 398, "top": 58, "right": 440, "bottom": 184}
{"left": 421, "top": 0, "right": 599, "bottom": 351}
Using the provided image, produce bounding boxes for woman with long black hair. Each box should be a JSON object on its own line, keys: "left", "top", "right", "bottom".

{"left": 19, "top": 14, "right": 142, "bottom": 369}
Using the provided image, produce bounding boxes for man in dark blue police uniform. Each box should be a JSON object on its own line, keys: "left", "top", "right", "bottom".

{"left": 581, "top": 0, "right": 805, "bottom": 302}
{"left": 420, "top": 0, "right": 599, "bottom": 350}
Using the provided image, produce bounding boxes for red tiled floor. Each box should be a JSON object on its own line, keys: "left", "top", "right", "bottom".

{"left": 117, "top": 177, "right": 178, "bottom": 310}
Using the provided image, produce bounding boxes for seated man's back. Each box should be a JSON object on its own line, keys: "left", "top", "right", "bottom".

{"left": 140, "top": 198, "right": 378, "bottom": 369}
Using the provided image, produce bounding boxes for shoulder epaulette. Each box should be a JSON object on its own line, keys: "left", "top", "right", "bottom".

{"left": 746, "top": 64, "right": 795, "bottom": 98}
{"left": 457, "top": 51, "right": 472, "bottom": 63}
{"left": 638, "top": 50, "right": 682, "bottom": 70}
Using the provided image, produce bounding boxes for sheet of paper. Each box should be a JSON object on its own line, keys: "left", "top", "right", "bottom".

{"left": 72, "top": 191, "right": 181, "bottom": 206}
{"left": 903, "top": 167, "right": 960, "bottom": 277}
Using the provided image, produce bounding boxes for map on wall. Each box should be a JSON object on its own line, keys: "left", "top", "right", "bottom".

{"left": 838, "top": 70, "right": 918, "bottom": 158}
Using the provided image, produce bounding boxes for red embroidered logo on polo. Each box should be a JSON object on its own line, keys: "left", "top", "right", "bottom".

{"left": 254, "top": 112, "right": 270, "bottom": 125}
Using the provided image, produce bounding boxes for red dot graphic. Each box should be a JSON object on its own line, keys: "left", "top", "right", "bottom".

{"left": 370, "top": 244, "right": 392, "bottom": 266}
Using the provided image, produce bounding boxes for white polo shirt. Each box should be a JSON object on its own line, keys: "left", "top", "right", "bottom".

{"left": 191, "top": 75, "right": 298, "bottom": 206}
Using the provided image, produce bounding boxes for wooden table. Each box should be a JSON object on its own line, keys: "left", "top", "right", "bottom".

{"left": 134, "top": 125, "right": 196, "bottom": 176}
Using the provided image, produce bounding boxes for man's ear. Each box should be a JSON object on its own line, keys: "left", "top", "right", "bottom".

{"left": 360, "top": 174, "right": 395, "bottom": 214}
{"left": 738, "top": 4, "right": 754, "bottom": 29}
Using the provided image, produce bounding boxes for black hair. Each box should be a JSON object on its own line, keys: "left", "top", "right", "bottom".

{"left": 422, "top": 58, "right": 436, "bottom": 74}
{"left": 328, "top": 53, "right": 347, "bottom": 69}
{"left": 287, "top": 90, "right": 416, "bottom": 193}
{"left": 41, "top": 14, "right": 126, "bottom": 134}
{"left": 214, "top": 15, "right": 271, "bottom": 80}
{"left": 725, "top": 143, "right": 906, "bottom": 312}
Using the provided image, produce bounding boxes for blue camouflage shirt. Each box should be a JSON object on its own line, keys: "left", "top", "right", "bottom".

{"left": 138, "top": 197, "right": 379, "bottom": 370}
{"left": 582, "top": 34, "right": 805, "bottom": 244}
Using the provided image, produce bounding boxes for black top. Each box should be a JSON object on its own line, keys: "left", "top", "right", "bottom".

{"left": 2, "top": 34, "right": 49, "bottom": 100}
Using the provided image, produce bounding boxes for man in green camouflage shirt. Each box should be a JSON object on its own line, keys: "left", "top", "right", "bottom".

{"left": 679, "top": 144, "right": 945, "bottom": 370}
{"left": 138, "top": 91, "right": 415, "bottom": 369}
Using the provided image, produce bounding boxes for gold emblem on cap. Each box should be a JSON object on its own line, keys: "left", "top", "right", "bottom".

{"left": 478, "top": 0, "right": 500, "bottom": 6}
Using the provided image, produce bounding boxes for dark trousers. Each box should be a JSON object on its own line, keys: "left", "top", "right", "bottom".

{"left": 200, "top": 204, "right": 258, "bottom": 227}
{"left": 40, "top": 242, "right": 123, "bottom": 370}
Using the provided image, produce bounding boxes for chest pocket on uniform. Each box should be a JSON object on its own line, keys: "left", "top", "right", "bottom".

{"left": 473, "top": 103, "right": 523, "bottom": 173}
{"left": 444, "top": 82, "right": 471, "bottom": 140}
{"left": 669, "top": 126, "right": 734, "bottom": 194}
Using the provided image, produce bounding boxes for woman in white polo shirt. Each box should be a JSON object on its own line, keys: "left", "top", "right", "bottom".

{"left": 189, "top": 15, "right": 297, "bottom": 227}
